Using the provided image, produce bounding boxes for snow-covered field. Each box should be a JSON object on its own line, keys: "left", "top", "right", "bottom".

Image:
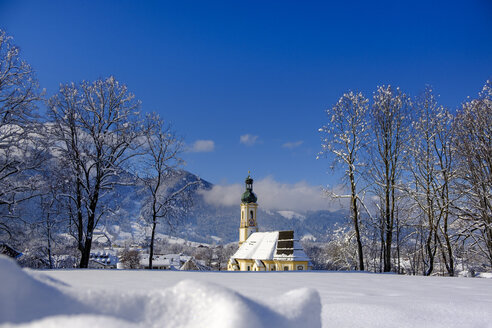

{"left": 1, "top": 255, "right": 491, "bottom": 328}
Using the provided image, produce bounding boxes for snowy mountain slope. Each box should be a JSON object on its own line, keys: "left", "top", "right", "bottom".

{"left": 277, "top": 210, "right": 306, "bottom": 220}
{"left": 16, "top": 169, "right": 346, "bottom": 245}
{"left": 2, "top": 255, "right": 491, "bottom": 328}
{"left": 66, "top": 169, "right": 347, "bottom": 245}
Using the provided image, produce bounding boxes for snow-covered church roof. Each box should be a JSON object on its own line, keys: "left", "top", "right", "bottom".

{"left": 231, "top": 231, "right": 310, "bottom": 262}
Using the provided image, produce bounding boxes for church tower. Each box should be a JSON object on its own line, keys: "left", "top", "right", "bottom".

{"left": 239, "top": 173, "right": 258, "bottom": 246}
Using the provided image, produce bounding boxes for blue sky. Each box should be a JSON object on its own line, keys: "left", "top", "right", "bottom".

{"left": 1, "top": 1, "right": 491, "bottom": 207}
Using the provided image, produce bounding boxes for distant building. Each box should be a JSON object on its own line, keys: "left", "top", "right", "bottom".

{"left": 138, "top": 253, "right": 210, "bottom": 270}
{"left": 139, "top": 253, "right": 188, "bottom": 270}
{"left": 228, "top": 174, "right": 312, "bottom": 271}
{"left": 89, "top": 251, "right": 118, "bottom": 269}
{"left": 180, "top": 257, "right": 210, "bottom": 271}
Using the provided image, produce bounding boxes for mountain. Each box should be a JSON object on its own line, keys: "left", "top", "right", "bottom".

{"left": 109, "top": 170, "right": 347, "bottom": 244}
{"left": 15, "top": 169, "right": 347, "bottom": 245}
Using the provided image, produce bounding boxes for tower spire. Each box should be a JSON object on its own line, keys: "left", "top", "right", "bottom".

{"left": 239, "top": 172, "right": 258, "bottom": 246}
{"left": 241, "top": 173, "right": 257, "bottom": 203}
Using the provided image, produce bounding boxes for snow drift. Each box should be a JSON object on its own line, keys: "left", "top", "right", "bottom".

{"left": 0, "top": 255, "right": 321, "bottom": 327}
{"left": 0, "top": 256, "right": 89, "bottom": 323}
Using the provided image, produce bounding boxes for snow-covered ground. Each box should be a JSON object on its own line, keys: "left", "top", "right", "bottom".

{"left": 1, "top": 255, "right": 491, "bottom": 328}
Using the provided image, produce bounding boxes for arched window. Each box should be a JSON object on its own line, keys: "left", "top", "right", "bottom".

{"left": 250, "top": 210, "right": 254, "bottom": 219}
{"left": 297, "top": 265, "right": 304, "bottom": 270}
{"left": 284, "top": 266, "right": 289, "bottom": 271}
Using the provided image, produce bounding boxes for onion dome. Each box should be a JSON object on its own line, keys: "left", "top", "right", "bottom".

{"left": 241, "top": 173, "right": 257, "bottom": 203}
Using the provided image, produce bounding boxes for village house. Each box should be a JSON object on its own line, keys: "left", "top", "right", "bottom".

{"left": 89, "top": 251, "right": 118, "bottom": 269}
{"left": 139, "top": 253, "right": 189, "bottom": 270}
{"left": 138, "top": 253, "right": 210, "bottom": 271}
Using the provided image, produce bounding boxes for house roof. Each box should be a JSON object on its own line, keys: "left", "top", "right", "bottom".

{"left": 140, "top": 253, "right": 193, "bottom": 268}
{"left": 89, "top": 251, "right": 118, "bottom": 267}
{"left": 231, "top": 231, "right": 310, "bottom": 262}
{"left": 179, "top": 258, "right": 210, "bottom": 271}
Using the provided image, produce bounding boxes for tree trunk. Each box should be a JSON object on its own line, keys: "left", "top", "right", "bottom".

{"left": 79, "top": 234, "right": 92, "bottom": 268}
{"left": 396, "top": 213, "right": 400, "bottom": 274}
{"left": 46, "top": 218, "right": 53, "bottom": 269}
{"left": 75, "top": 177, "right": 85, "bottom": 267}
{"left": 149, "top": 218, "right": 156, "bottom": 270}
{"left": 79, "top": 183, "right": 99, "bottom": 268}
{"left": 383, "top": 177, "right": 392, "bottom": 272}
{"left": 79, "top": 212, "right": 95, "bottom": 268}
{"left": 349, "top": 168, "right": 364, "bottom": 271}
{"left": 379, "top": 212, "right": 384, "bottom": 273}
{"left": 424, "top": 233, "right": 434, "bottom": 276}
{"left": 424, "top": 188, "right": 435, "bottom": 276}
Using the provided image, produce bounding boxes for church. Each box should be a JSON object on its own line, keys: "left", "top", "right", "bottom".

{"left": 227, "top": 174, "right": 312, "bottom": 271}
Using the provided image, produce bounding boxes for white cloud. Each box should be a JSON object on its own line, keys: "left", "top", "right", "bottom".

{"left": 282, "top": 140, "right": 303, "bottom": 149}
{"left": 200, "top": 183, "right": 243, "bottom": 208}
{"left": 189, "top": 140, "right": 215, "bottom": 152}
{"left": 239, "top": 134, "right": 259, "bottom": 146}
{"left": 199, "top": 176, "right": 347, "bottom": 213}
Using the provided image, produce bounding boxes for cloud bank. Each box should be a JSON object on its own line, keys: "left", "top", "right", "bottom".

{"left": 282, "top": 140, "right": 303, "bottom": 149}
{"left": 189, "top": 140, "right": 215, "bottom": 152}
{"left": 199, "top": 176, "right": 346, "bottom": 213}
{"left": 239, "top": 134, "right": 259, "bottom": 146}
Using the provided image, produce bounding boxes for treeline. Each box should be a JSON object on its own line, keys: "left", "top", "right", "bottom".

{"left": 0, "top": 30, "right": 196, "bottom": 268}
{"left": 317, "top": 82, "right": 491, "bottom": 275}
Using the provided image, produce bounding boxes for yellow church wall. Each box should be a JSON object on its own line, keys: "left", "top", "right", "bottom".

{"left": 271, "top": 260, "right": 309, "bottom": 271}
{"left": 240, "top": 259, "right": 255, "bottom": 271}
{"left": 239, "top": 202, "right": 258, "bottom": 247}
{"left": 229, "top": 259, "right": 310, "bottom": 271}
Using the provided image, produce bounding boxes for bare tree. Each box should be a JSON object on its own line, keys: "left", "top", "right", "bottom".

{"left": 140, "top": 114, "right": 199, "bottom": 269}
{"left": 34, "top": 158, "right": 72, "bottom": 269}
{"left": 432, "top": 102, "right": 456, "bottom": 276}
{"left": 319, "top": 91, "right": 369, "bottom": 270}
{"left": 119, "top": 248, "right": 141, "bottom": 269}
{"left": 48, "top": 77, "right": 145, "bottom": 268}
{"left": 193, "top": 245, "right": 214, "bottom": 268}
{"left": 407, "top": 86, "right": 456, "bottom": 275}
{"left": 0, "top": 29, "right": 40, "bottom": 125}
{"left": 214, "top": 244, "right": 236, "bottom": 270}
{"left": 370, "top": 85, "right": 411, "bottom": 272}
{"left": 0, "top": 29, "right": 43, "bottom": 238}
{"left": 453, "top": 81, "right": 492, "bottom": 269}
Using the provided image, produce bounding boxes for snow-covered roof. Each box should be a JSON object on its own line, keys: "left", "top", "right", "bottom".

{"left": 140, "top": 253, "right": 192, "bottom": 268}
{"left": 274, "top": 245, "right": 311, "bottom": 262}
{"left": 179, "top": 258, "right": 210, "bottom": 271}
{"left": 231, "top": 231, "right": 311, "bottom": 262}
{"left": 89, "top": 250, "right": 118, "bottom": 267}
{"left": 232, "top": 232, "right": 279, "bottom": 260}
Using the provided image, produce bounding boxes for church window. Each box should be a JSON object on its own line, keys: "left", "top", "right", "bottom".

{"left": 250, "top": 210, "right": 254, "bottom": 219}
{"left": 247, "top": 266, "right": 250, "bottom": 271}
